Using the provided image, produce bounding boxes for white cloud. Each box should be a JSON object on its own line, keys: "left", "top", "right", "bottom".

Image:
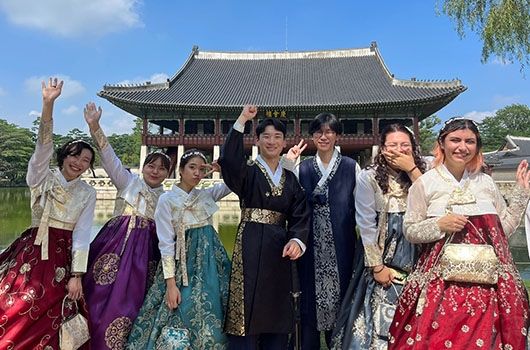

{"left": 28, "top": 110, "right": 41, "bottom": 121}
{"left": 0, "top": 87, "right": 6, "bottom": 96}
{"left": 94, "top": 104, "right": 137, "bottom": 134}
{"left": 25, "top": 75, "right": 85, "bottom": 99}
{"left": 0, "top": 0, "right": 142, "bottom": 37}
{"left": 118, "top": 72, "right": 169, "bottom": 85}
{"left": 101, "top": 116, "right": 136, "bottom": 135}
{"left": 61, "top": 105, "right": 79, "bottom": 115}
{"left": 462, "top": 110, "right": 496, "bottom": 123}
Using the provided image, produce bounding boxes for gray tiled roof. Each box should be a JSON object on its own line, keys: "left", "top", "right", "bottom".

{"left": 98, "top": 43, "right": 466, "bottom": 117}
{"left": 484, "top": 135, "right": 530, "bottom": 169}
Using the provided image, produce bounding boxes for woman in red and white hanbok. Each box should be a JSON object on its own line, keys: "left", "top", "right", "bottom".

{"left": 0, "top": 79, "right": 96, "bottom": 350}
{"left": 389, "top": 118, "right": 530, "bottom": 349}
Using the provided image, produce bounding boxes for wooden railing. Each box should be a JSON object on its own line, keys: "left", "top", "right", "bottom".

{"left": 145, "top": 133, "right": 377, "bottom": 148}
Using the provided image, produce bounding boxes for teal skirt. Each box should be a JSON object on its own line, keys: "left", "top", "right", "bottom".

{"left": 127, "top": 224, "right": 231, "bottom": 349}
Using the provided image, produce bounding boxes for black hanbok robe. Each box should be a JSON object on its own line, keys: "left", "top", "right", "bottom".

{"left": 219, "top": 127, "right": 310, "bottom": 336}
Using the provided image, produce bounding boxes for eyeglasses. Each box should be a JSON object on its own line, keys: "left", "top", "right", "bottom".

{"left": 384, "top": 142, "right": 412, "bottom": 149}
{"left": 313, "top": 130, "right": 336, "bottom": 138}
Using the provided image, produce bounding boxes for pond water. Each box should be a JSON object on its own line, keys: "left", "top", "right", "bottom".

{"left": 2, "top": 187, "right": 529, "bottom": 279}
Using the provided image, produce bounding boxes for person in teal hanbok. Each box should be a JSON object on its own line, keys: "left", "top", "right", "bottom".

{"left": 127, "top": 149, "right": 232, "bottom": 349}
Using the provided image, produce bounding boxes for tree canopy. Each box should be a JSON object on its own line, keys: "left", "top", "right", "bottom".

{"left": 1, "top": 117, "right": 142, "bottom": 186}
{"left": 419, "top": 114, "right": 442, "bottom": 156}
{"left": 439, "top": 0, "right": 530, "bottom": 69}
{"left": 479, "top": 103, "right": 530, "bottom": 151}
{"left": 0, "top": 120, "right": 34, "bottom": 186}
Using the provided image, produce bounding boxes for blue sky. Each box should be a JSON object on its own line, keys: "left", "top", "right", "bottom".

{"left": 0, "top": 0, "right": 528, "bottom": 135}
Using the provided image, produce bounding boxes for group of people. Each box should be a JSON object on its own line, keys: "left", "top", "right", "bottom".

{"left": 0, "top": 78, "right": 530, "bottom": 350}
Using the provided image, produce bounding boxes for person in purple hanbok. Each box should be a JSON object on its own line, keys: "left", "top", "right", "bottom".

{"left": 82, "top": 103, "right": 170, "bottom": 350}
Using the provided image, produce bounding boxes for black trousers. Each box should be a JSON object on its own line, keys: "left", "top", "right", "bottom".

{"left": 228, "top": 333, "right": 289, "bottom": 350}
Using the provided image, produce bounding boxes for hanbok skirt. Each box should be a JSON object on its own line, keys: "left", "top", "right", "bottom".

{"left": 84, "top": 215, "right": 160, "bottom": 350}
{"left": 389, "top": 214, "right": 530, "bottom": 349}
{"left": 127, "top": 224, "right": 231, "bottom": 350}
{"left": 0, "top": 227, "right": 89, "bottom": 350}
{"left": 331, "top": 212, "right": 416, "bottom": 350}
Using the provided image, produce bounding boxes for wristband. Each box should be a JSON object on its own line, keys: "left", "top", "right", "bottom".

{"left": 372, "top": 265, "right": 385, "bottom": 274}
{"left": 407, "top": 165, "right": 418, "bottom": 173}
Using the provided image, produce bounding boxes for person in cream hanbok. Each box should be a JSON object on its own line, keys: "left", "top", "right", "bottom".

{"left": 82, "top": 103, "right": 170, "bottom": 349}
{"left": 127, "top": 149, "right": 231, "bottom": 349}
{"left": 0, "top": 78, "right": 96, "bottom": 349}
{"left": 389, "top": 118, "right": 530, "bottom": 349}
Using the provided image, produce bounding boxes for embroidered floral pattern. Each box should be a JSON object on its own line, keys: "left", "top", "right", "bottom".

{"left": 93, "top": 253, "right": 120, "bottom": 285}
{"left": 127, "top": 225, "right": 230, "bottom": 349}
{"left": 312, "top": 155, "right": 342, "bottom": 331}
{"left": 104, "top": 316, "right": 132, "bottom": 349}
{"left": 19, "top": 263, "right": 31, "bottom": 274}
{"left": 55, "top": 267, "right": 65, "bottom": 283}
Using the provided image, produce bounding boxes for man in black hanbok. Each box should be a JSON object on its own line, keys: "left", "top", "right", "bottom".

{"left": 219, "top": 105, "right": 310, "bottom": 349}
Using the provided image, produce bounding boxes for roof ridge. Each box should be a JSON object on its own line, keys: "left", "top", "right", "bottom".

{"left": 101, "top": 81, "right": 169, "bottom": 91}
{"left": 392, "top": 78, "right": 464, "bottom": 88}
{"left": 507, "top": 135, "right": 530, "bottom": 140}
{"left": 195, "top": 47, "right": 375, "bottom": 60}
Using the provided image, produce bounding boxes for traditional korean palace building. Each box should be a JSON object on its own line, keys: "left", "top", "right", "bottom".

{"left": 98, "top": 42, "right": 465, "bottom": 172}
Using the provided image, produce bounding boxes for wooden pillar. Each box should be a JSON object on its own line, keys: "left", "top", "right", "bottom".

{"left": 215, "top": 113, "right": 221, "bottom": 144}
{"left": 176, "top": 145, "right": 185, "bottom": 181}
{"left": 140, "top": 117, "right": 148, "bottom": 170}
{"left": 371, "top": 114, "right": 379, "bottom": 161}
{"left": 413, "top": 115, "right": 420, "bottom": 141}
{"left": 294, "top": 113, "right": 300, "bottom": 138}
{"left": 179, "top": 115, "right": 184, "bottom": 144}
{"left": 213, "top": 145, "right": 220, "bottom": 179}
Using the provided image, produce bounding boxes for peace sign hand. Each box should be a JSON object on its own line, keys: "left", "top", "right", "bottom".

{"left": 286, "top": 139, "right": 307, "bottom": 161}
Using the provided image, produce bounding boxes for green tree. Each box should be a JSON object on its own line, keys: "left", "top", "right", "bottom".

{"left": 438, "top": 0, "right": 530, "bottom": 69}
{"left": 65, "top": 128, "right": 90, "bottom": 143}
{"left": 107, "top": 118, "right": 143, "bottom": 167}
{"left": 479, "top": 104, "right": 530, "bottom": 151}
{"left": 0, "top": 119, "right": 35, "bottom": 186}
{"left": 419, "top": 114, "right": 441, "bottom": 155}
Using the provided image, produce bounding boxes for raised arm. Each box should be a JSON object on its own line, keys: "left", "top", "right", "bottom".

{"left": 84, "top": 103, "right": 133, "bottom": 190}
{"left": 494, "top": 160, "right": 530, "bottom": 237}
{"left": 27, "top": 78, "right": 63, "bottom": 187}
{"left": 218, "top": 105, "right": 257, "bottom": 196}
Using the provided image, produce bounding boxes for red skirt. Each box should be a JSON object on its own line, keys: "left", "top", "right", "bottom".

{"left": 0, "top": 227, "right": 89, "bottom": 350}
{"left": 389, "top": 214, "right": 529, "bottom": 349}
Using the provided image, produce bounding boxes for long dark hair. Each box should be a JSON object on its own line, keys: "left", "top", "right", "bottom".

{"left": 370, "top": 124, "right": 426, "bottom": 194}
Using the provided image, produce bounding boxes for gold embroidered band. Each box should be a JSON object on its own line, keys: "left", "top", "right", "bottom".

{"left": 241, "top": 208, "right": 286, "bottom": 226}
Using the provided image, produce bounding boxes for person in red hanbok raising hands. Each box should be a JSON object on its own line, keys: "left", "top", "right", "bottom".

{"left": 0, "top": 78, "right": 96, "bottom": 349}
{"left": 389, "top": 118, "right": 530, "bottom": 349}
